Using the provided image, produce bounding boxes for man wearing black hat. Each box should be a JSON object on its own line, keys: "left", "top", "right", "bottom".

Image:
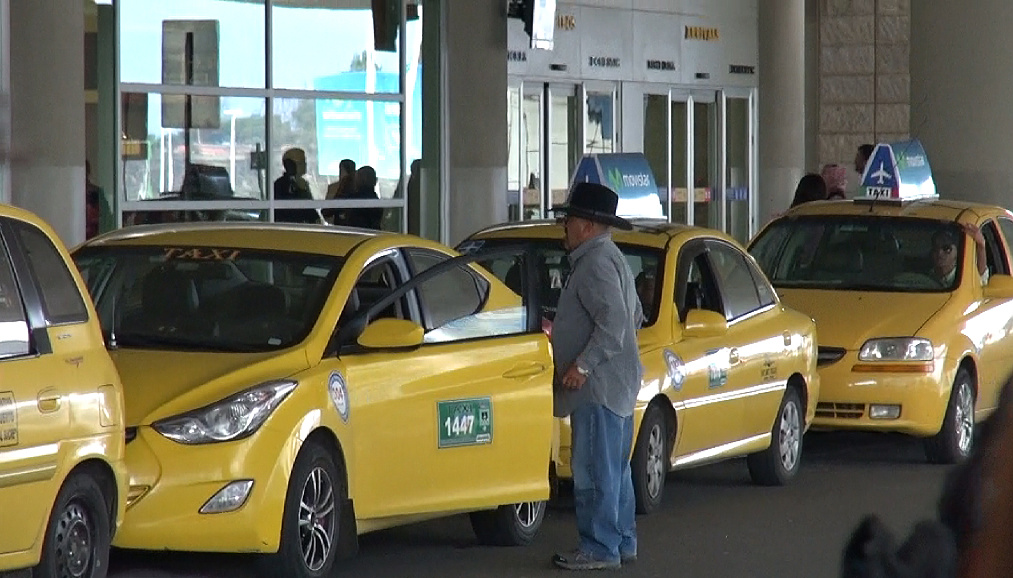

{"left": 550, "top": 181, "right": 644, "bottom": 571}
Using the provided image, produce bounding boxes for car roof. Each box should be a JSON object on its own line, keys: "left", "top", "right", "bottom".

{"left": 82, "top": 222, "right": 408, "bottom": 257}
{"left": 468, "top": 218, "right": 724, "bottom": 249}
{"left": 782, "top": 198, "right": 1012, "bottom": 221}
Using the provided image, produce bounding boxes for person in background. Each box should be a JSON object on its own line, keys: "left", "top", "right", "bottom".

{"left": 85, "top": 160, "right": 101, "bottom": 239}
{"left": 790, "top": 173, "right": 828, "bottom": 208}
{"left": 550, "top": 182, "right": 643, "bottom": 571}
{"left": 822, "top": 164, "right": 849, "bottom": 200}
{"left": 324, "top": 158, "right": 356, "bottom": 224}
{"left": 339, "top": 165, "right": 383, "bottom": 230}
{"left": 273, "top": 148, "right": 320, "bottom": 224}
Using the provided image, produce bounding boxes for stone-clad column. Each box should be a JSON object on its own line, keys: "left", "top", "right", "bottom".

{"left": 758, "top": 0, "right": 805, "bottom": 222}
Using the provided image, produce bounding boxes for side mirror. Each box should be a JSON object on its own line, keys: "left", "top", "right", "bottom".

{"left": 357, "top": 318, "right": 425, "bottom": 349}
{"left": 683, "top": 309, "right": 728, "bottom": 338}
{"left": 984, "top": 273, "right": 1013, "bottom": 300}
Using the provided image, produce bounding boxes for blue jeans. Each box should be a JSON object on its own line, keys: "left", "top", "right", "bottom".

{"left": 569, "top": 402, "right": 636, "bottom": 562}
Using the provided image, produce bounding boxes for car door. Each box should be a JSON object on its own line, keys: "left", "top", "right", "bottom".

{"left": 0, "top": 222, "right": 68, "bottom": 556}
{"left": 336, "top": 245, "right": 553, "bottom": 519}
{"left": 973, "top": 217, "right": 1013, "bottom": 411}
{"left": 704, "top": 239, "right": 788, "bottom": 440}
{"left": 668, "top": 240, "right": 742, "bottom": 457}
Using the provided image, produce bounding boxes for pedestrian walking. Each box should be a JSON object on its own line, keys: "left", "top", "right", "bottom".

{"left": 549, "top": 182, "right": 644, "bottom": 571}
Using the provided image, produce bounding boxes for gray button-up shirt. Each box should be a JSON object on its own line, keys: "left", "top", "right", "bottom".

{"left": 551, "top": 233, "right": 644, "bottom": 418}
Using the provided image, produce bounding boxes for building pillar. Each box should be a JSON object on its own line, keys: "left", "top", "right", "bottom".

{"left": 911, "top": 3, "right": 1011, "bottom": 207}
{"left": 758, "top": 0, "right": 805, "bottom": 222}
{"left": 9, "top": 0, "right": 85, "bottom": 246}
{"left": 441, "top": 0, "right": 508, "bottom": 245}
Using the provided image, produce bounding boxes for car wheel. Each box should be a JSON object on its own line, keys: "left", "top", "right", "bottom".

{"left": 631, "top": 404, "right": 669, "bottom": 515}
{"left": 925, "top": 369, "right": 976, "bottom": 464}
{"left": 33, "top": 472, "right": 112, "bottom": 578}
{"left": 747, "top": 387, "right": 803, "bottom": 486}
{"left": 261, "top": 442, "right": 343, "bottom": 578}
{"left": 469, "top": 500, "right": 546, "bottom": 546}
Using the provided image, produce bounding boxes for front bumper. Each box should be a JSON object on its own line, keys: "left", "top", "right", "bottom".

{"left": 811, "top": 351, "right": 952, "bottom": 437}
{"left": 113, "top": 426, "right": 295, "bottom": 553}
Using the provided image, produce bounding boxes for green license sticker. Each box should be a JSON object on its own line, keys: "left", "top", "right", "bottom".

{"left": 437, "top": 397, "right": 493, "bottom": 448}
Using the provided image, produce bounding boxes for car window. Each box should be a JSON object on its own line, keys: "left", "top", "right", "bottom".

{"left": 0, "top": 236, "right": 30, "bottom": 358}
{"left": 998, "top": 218, "right": 1013, "bottom": 260}
{"left": 74, "top": 245, "right": 342, "bottom": 351}
{"left": 676, "top": 246, "right": 723, "bottom": 322}
{"left": 342, "top": 256, "right": 411, "bottom": 326}
{"left": 981, "top": 220, "right": 1009, "bottom": 276}
{"left": 705, "top": 241, "right": 763, "bottom": 320}
{"left": 749, "top": 216, "right": 966, "bottom": 293}
{"left": 406, "top": 249, "right": 489, "bottom": 332}
{"left": 13, "top": 221, "right": 88, "bottom": 325}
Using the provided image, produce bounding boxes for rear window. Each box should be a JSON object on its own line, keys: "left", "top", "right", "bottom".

{"left": 749, "top": 216, "right": 965, "bottom": 292}
{"left": 13, "top": 221, "right": 88, "bottom": 324}
{"left": 73, "top": 245, "right": 342, "bottom": 352}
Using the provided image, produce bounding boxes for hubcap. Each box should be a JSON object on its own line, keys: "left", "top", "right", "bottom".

{"left": 956, "top": 383, "right": 975, "bottom": 455}
{"left": 778, "top": 401, "right": 801, "bottom": 472}
{"left": 298, "top": 467, "right": 336, "bottom": 572}
{"left": 645, "top": 423, "right": 665, "bottom": 499}
{"left": 512, "top": 501, "right": 545, "bottom": 529}
{"left": 56, "top": 502, "right": 92, "bottom": 578}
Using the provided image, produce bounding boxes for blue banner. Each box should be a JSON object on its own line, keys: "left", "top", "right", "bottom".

{"left": 569, "top": 153, "right": 664, "bottom": 218}
{"left": 860, "top": 139, "right": 936, "bottom": 200}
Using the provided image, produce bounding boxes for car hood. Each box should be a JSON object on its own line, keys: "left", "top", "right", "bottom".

{"left": 776, "top": 289, "right": 950, "bottom": 350}
{"left": 111, "top": 348, "right": 311, "bottom": 426}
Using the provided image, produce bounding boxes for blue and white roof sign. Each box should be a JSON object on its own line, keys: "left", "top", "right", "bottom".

{"left": 860, "top": 139, "right": 937, "bottom": 200}
{"left": 570, "top": 153, "right": 665, "bottom": 218}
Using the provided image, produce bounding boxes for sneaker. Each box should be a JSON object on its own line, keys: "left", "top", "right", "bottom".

{"left": 552, "top": 549, "right": 621, "bottom": 571}
{"left": 621, "top": 552, "right": 637, "bottom": 564}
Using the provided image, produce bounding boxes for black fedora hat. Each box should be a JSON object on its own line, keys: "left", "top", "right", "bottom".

{"left": 553, "top": 182, "right": 633, "bottom": 230}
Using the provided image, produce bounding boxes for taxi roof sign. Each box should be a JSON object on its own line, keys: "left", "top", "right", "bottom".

{"left": 859, "top": 139, "right": 937, "bottom": 201}
{"left": 570, "top": 153, "right": 665, "bottom": 219}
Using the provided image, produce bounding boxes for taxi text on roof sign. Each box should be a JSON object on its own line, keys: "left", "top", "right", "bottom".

{"left": 859, "top": 139, "right": 937, "bottom": 201}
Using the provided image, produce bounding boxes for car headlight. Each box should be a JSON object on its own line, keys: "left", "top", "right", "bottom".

{"left": 152, "top": 380, "right": 297, "bottom": 444}
{"left": 858, "top": 338, "right": 933, "bottom": 362}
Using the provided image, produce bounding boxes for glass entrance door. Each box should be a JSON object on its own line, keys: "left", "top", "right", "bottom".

{"left": 547, "top": 84, "right": 580, "bottom": 215}
{"left": 723, "top": 90, "right": 755, "bottom": 242}
{"left": 691, "top": 91, "right": 719, "bottom": 230}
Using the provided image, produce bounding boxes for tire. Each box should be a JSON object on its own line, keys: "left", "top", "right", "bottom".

{"left": 925, "top": 369, "right": 975, "bottom": 464}
{"left": 33, "top": 472, "right": 112, "bottom": 578}
{"left": 260, "top": 442, "right": 343, "bottom": 578}
{"left": 747, "top": 387, "right": 803, "bottom": 486}
{"left": 469, "top": 501, "right": 546, "bottom": 546}
{"left": 631, "top": 405, "right": 669, "bottom": 515}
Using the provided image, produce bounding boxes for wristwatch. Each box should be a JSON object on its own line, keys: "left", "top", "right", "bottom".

{"left": 575, "top": 364, "right": 590, "bottom": 377}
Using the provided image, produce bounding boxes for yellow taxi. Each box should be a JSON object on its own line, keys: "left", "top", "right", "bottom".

{"left": 750, "top": 196, "right": 1013, "bottom": 463}
{"left": 0, "top": 206, "right": 126, "bottom": 576}
{"left": 71, "top": 223, "right": 554, "bottom": 578}
{"left": 460, "top": 220, "right": 819, "bottom": 514}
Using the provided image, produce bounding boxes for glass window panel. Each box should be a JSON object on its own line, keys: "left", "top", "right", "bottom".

{"left": 670, "top": 99, "right": 688, "bottom": 224}
{"left": 121, "top": 92, "right": 267, "bottom": 202}
{"left": 272, "top": 97, "right": 403, "bottom": 201}
{"left": 726, "top": 97, "right": 751, "bottom": 243}
{"left": 507, "top": 86, "right": 522, "bottom": 221}
{"left": 693, "top": 99, "right": 718, "bottom": 229}
{"left": 119, "top": 0, "right": 266, "bottom": 88}
{"left": 13, "top": 222, "right": 89, "bottom": 325}
{"left": 585, "top": 91, "right": 614, "bottom": 154}
{"left": 643, "top": 94, "right": 667, "bottom": 218}
{"left": 549, "top": 87, "right": 579, "bottom": 210}
{"left": 521, "top": 89, "right": 542, "bottom": 219}
{"left": 124, "top": 209, "right": 267, "bottom": 227}
{"left": 0, "top": 235, "right": 30, "bottom": 358}
{"left": 271, "top": 2, "right": 423, "bottom": 93}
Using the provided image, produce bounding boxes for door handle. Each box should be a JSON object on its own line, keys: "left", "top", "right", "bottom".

{"left": 783, "top": 331, "right": 792, "bottom": 347}
{"left": 728, "top": 348, "right": 740, "bottom": 365}
{"left": 37, "top": 388, "right": 62, "bottom": 413}
{"left": 502, "top": 362, "right": 547, "bottom": 379}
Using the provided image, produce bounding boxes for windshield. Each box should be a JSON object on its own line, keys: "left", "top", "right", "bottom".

{"left": 749, "top": 216, "right": 966, "bottom": 292}
{"left": 73, "top": 246, "right": 342, "bottom": 352}
{"left": 463, "top": 239, "right": 663, "bottom": 326}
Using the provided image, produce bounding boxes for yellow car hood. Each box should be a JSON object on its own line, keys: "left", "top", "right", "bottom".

{"left": 111, "top": 348, "right": 310, "bottom": 426}
{"left": 777, "top": 289, "right": 950, "bottom": 350}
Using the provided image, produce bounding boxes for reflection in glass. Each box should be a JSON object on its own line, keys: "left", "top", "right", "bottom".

{"left": 521, "top": 90, "right": 542, "bottom": 219}
{"left": 549, "top": 87, "right": 579, "bottom": 210}
{"left": 643, "top": 94, "right": 668, "bottom": 218}
{"left": 271, "top": 98, "right": 405, "bottom": 200}
{"left": 585, "top": 91, "right": 614, "bottom": 154}
{"left": 121, "top": 93, "right": 267, "bottom": 202}
{"left": 271, "top": 3, "right": 423, "bottom": 93}
{"left": 670, "top": 99, "right": 688, "bottom": 224}
{"left": 726, "top": 97, "right": 751, "bottom": 243}
{"left": 693, "top": 100, "right": 718, "bottom": 229}
{"left": 507, "top": 86, "right": 522, "bottom": 221}
{"left": 119, "top": 0, "right": 266, "bottom": 88}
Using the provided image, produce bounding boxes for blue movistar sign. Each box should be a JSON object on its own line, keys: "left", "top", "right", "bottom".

{"left": 570, "top": 153, "right": 664, "bottom": 218}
